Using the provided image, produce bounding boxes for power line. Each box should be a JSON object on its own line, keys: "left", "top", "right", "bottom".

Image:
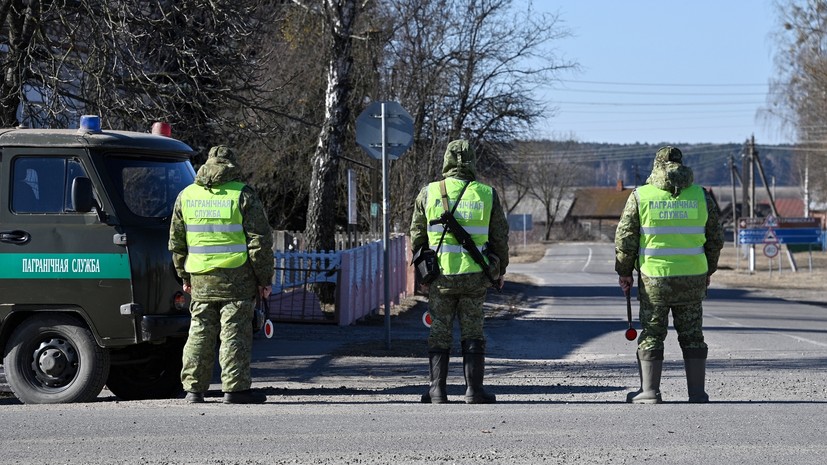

{"left": 552, "top": 88, "right": 772, "bottom": 97}
{"left": 554, "top": 100, "right": 765, "bottom": 106}
{"left": 559, "top": 109, "right": 758, "bottom": 115}
{"left": 555, "top": 79, "right": 769, "bottom": 88}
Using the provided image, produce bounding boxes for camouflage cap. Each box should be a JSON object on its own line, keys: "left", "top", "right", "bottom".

{"left": 654, "top": 146, "right": 683, "bottom": 165}
{"left": 208, "top": 145, "right": 237, "bottom": 162}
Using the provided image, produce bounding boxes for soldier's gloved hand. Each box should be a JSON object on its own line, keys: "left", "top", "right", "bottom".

{"left": 496, "top": 277, "right": 504, "bottom": 290}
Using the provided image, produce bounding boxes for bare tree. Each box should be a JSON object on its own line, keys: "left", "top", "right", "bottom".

{"left": 768, "top": 0, "right": 827, "bottom": 201}
{"left": 0, "top": 1, "right": 280, "bottom": 153}
{"left": 289, "top": 0, "right": 361, "bottom": 254}
{"left": 383, "top": 0, "right": 576, "bottom": 228}
{"left": 480, "top": 142, "right": 533, "bottom": 215}
{"left": 521, "top": 141, "right": 584, "bottom": 241}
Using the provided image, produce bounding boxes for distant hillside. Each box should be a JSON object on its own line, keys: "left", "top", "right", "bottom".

{"left": 529, "top": 141, "right": 799, "bottom": 188}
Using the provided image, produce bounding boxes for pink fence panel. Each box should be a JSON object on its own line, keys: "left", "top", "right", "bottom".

{"left": 337, "top": 236, "right": 408, "bottom": 326}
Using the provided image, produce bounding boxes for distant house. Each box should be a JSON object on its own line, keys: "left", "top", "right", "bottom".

{"left": 566, "top": 181, "right": 633, "bottom": 240}
{"left": 770, "top": 197, "right": 805, "bottom": 218}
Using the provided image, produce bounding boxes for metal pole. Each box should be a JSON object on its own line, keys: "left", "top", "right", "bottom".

{"left": 381, "top": 102, "right": 392, "bottom": 350}
{"left": 523, "top": 214, "right": 526, "bottom": 248}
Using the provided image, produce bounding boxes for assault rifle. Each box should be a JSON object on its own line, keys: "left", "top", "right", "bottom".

{"left": 429, "top": 211, "right": 500, "bottom": 290}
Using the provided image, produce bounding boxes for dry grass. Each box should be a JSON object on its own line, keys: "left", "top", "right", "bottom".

{"left": 508, "top": 242, "right": 548, "bottom": 264}
{"left": 713, "top": 244, "right": 827, "bottom": 304}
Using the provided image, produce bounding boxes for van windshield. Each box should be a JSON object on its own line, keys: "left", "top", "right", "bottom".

{"left": 104, "top": 155, "right": 195, "bottom": 219}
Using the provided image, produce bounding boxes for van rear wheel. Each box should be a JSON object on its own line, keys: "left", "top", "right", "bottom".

{"left": 3, "top": 314, "right": 110, "bottom": 404}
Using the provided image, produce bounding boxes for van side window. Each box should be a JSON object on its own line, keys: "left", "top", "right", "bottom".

{"left": 12, "top": 157, "right": 88, "bottom": 214}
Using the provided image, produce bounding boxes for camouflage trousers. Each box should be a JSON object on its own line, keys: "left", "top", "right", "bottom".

{"left": 427, "top": 288, "right": 487, "bottom": 350}
{"left": 181, "top": 298, "right": 254, "bottom": 393}
{"left": 637, "top": 299, "right": 707, "bottom": 351}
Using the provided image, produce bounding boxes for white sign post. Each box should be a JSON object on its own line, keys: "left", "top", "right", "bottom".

{"left": 355, "top": 101, "right": 414, "bottom": 349}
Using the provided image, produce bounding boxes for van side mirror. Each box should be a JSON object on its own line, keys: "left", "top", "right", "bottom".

{"left": 71, "top": 177, "right": 95, "bottom": 213}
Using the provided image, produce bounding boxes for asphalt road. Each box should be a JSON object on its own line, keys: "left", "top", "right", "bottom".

{"left": 2, "top": 242, "right": 827, "bottom": 464}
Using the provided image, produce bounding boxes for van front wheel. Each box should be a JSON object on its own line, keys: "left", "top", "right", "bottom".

{"left": 3, "top": 314, "right": 110, "bottom": 404}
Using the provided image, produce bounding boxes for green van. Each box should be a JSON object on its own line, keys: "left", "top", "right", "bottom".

{"left": 0, "top": 117, "right": 194, "bottom": 403}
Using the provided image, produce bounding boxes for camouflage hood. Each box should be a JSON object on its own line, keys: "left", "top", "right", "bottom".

{"left": 646, "top": 146, "right": 694, "bottom": 196}
{"left": 441, "top": 139, "right": 477, "bottom": 181}
{"left": 195, "top": 145, "right": 242, "bottom": 188}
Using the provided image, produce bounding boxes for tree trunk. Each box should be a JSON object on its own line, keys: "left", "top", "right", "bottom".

{"left": 303, "top": 0, "right": 358, "bottom": 304}
{"left": 304, "top": 0, "right": 357, "bottom": 253}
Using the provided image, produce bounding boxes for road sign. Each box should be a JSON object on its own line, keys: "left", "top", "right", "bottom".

{"left": 507, "top": 214, "right": 533, "bottom": 232}
{"left": 763, "top": 243, "right": 779, "bottom": 258}
{"left": 738, "top": 217, "right": 823, "bottom": 245}
{"left": 738, "top": 227, "right": 822, "bottom": 245}
{"left": 355, "top": 101, "right": 414, "bottom": 160}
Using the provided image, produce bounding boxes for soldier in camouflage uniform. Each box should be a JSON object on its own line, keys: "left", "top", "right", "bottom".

{"left": 409, "top": 139, "right": 509, "bottom": 404}
{"left": 615, "top": 146, "right": 724, "bottom": 404}
{"left": 169, "top": 146, "right": 274, "bottom": 404}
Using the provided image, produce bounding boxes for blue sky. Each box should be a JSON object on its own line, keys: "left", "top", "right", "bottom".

{"left": 529, "top": 0, "right": 786, "bottom": 146}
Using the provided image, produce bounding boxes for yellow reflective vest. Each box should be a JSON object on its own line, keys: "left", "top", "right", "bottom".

{"left": 425, "top": 178, "right": 493, "bottom": 276}
{"left": 636, "top": 183, "right": 708, "bottom": 277}
{"left": 180, "top": 181, "right": 248, "bottom": 273}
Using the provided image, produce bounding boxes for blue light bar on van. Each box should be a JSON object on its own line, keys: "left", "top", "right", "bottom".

{"left": 78, "top": 115, "right": 102, "bottom": 134}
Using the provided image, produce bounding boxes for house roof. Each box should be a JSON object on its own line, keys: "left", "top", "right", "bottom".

{"left": 762, "top": 197, "right": 805, "bottom": 218}
{"left": 568, "top": 186, "right": 632, "bottom": 220}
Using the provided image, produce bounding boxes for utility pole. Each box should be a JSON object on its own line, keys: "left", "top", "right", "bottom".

{"left": 749, "top": 135, "right": 756, "bottom": 220}
{"left": 742, "top": 138, "right": 754, "bottom": 271}
{"left": 804, "top": 152, "right": 810, "bottom": 217}
{"left": 740, "top": 140, "right": 750, "bottom": 220}
{"left": 751, "top": 138, "right": 798, "bottom": 272}
{"left": 729, "top": 154, "right": 740, "bottom": 251}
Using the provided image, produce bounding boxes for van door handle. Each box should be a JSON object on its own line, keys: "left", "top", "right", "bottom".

{"left": 0, "top": 230, "right": 31, "bottom": 245}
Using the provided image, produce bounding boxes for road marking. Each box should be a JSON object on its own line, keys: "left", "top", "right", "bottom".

{"left": 707, "top": 313, "right": 827, "bottom": 348}
{"left": 581, "top": 247, "right": 593, "bottom": 272}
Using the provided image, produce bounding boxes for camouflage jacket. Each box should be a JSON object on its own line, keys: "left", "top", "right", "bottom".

{"left": 409, "top": 140, "right": 509, "bottom": 294}
{"left": 615, "top": 160, "right": 724, "bottom": 305}
{"left": 169, "top": 157, "right": 274, "bottom": 302}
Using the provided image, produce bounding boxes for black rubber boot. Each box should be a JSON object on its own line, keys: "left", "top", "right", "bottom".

{"left": 462, "top": 339, "right": 496, "bottom": 404}
{"left": 683, "top": 347, "right": 709, "bottom": 403}
{"left": 421, "top": 349, "right": 450, "bottom": 403}
{"left": 223, "top": 389, "right": 267, "bottom": 404}
{"left": 184, "top": 392, "right": 204, "bottom": 403}
{"left": 627, "top": 349, "right": 663, "bottom": 404}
